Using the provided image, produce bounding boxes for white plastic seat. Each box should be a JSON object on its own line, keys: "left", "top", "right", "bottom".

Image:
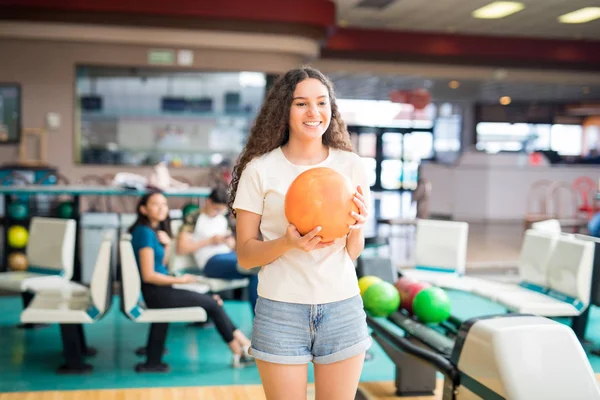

{"left": 0, "top": 217, "right": 85, "bottom": 294}
{"left": 402, "top": 219, "right": 470, "bottom": 290}
{"left": 21, "top": 233, "right": 113, "bottom": 324}
{"left": 120, "top": 234, "right": 207, "bottom": 323}
{"left": 494, "top": 234, "right": 594, "bottom": 316}
{"left": 531, "top": 219, "right": 562, "bottom": 233}
{"left": 498, "top": 291, "right": 581, "bottom": 317}
{"left": 470, "top": 230, "right": 558, "bottom": 302}
{"left": 169, "top": 219, "right": 248, "bottom": 293}
{"left": 19, "top": 232, "right": 114, "bottom": 374}
{"left": 120, "top": 233, "right": 208, "bottom": 373}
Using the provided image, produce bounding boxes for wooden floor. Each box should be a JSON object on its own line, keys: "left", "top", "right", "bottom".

{"left": 4, "top": 375, "right": 600, "bottom": 400}
{"left": 0, "top": 381, "right": 443, "bottom": 400}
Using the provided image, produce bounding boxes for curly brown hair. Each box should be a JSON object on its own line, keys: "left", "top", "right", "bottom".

{"left": 228, "top": 66, "right": 354, "bottom": 215}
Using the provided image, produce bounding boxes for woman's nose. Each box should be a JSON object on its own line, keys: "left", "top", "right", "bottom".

{"left": 306, "top": 104, "right": 318, "bottom": 116}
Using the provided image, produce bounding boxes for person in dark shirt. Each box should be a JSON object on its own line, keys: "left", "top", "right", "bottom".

{"left": 128, "top": 190, "right": 253, "bottom": 368}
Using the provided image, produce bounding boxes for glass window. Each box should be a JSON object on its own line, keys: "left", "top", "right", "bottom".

{"left": 433, "top": 115, "right": 461, "bottom": 152}
{"left": 381, "top": 160, "right": 403, "bottom": 190}
{"left": 476, "top": 122, "right": 527, "bottom": 153}
{"left": 357, "top": 133, "right": 377, "bottom": 158}
{"left": 337, "top": 99, "right": 435, "bottom": 129}
{"left": 0, "top": 85, "right": 21, "bottom": 144}
{"left": 362, "top": 157, "right": 377, "bottom": 187}
{"left": 476, "top": 121, "right": 584, "bottom": 156}
{"left": 584, "top": 125, "right": 600, "bottom": 155}
{"left": 402, "top": 161, "right": 419, "bottom": 190}
{"left": 530, "top": 124, "right": 551, "bottom": 151}
{"left": 75, "top": 66, "right": 267, "bottom": 167}
{"left": 382, "top": 132, "right": 403, "bottom": 158}
{"left": 404, "top": 131, "right": 433, "bottom": 161}
{"left": 550, "top": 124, "right": 583, "bottom": 156}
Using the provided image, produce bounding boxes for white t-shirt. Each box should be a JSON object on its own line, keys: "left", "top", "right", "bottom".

{"left": 232, "top": 146, "right": 370, "bottom": 304}
{"left": 192, "top": 213, "right": 232, "bottom": 269}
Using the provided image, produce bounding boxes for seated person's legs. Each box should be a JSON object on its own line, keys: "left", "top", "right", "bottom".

{"left": 142, "top": 284, "right": 254, "bottom": 367}
{"left": 204, "top": 252, "right": 259, "bottom": 312}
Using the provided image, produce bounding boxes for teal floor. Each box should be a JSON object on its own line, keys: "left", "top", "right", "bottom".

{"left": 2, "top": 291, "right": 600, "bottom": 393}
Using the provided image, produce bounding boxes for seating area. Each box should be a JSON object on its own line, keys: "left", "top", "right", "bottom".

{"left": 472, "top": 232, "right": 595, "bottom": 318}
{"left": 7, "top": 212, "right": 600, "bottom": 379}
{"left": 396, "top": 219, "right": 600, "bottom": 342}
{"left": 524, "top": 177, "right": 598, "bottom": 232}
{"left": 0, "top": 216, "right": 253, "bottom": 375}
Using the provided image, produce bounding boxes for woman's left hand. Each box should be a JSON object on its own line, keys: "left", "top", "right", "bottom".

{"left": 157, "top": 230, "right": 171, "bottom": 246}
{"left": 349, "top": 185, "right": 368, "bottom": 231}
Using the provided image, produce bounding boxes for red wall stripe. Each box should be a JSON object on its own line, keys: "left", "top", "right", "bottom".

{"left": 0, "top": 0, "right": 336, "bottom": 28}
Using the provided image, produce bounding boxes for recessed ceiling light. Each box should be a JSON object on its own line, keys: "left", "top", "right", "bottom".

{"left": 499, "top": 96, "right": 512, "bottom": 105}
{"left": 472, "top": 2, "right": 525, "bottom": 19}
{"left": 558, "top": 7, "right": 600, "bottom": 24}
{"left": 449, "top": 80, "right": 460, "bottom": 89}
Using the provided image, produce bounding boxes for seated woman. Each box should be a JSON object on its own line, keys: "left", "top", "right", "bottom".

{"left": 129, "top": 190, "right": 254, "bottom": 368}
{"left": 176, "top": 187, "right": 258, "bottom": 313}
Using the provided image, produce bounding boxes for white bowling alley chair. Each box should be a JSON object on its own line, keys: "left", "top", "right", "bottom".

{"left": 20, "top": 232, "right": 114, "bottom": 374}
{"left": 120, "top": 233, "right": 208, "bottom": 373}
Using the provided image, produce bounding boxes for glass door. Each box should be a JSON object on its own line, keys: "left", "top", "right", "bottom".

{"left": 349, "top": 126, "right": 433, "bottom": 192}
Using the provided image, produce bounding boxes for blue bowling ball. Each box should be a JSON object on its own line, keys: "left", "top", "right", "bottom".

{"left": 588, "top": 213, "right": 600, "bottom": 237}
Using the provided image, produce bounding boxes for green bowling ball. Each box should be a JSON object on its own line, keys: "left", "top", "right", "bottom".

{"left": 412, "top": 286, "right": 451, "bottom": 324}
{"left": 8, "top": 202, "right": 28, "bottom": 220}
{"left": 362, "top": 280, "right": 401, "bottom": 317}
{"left": 57, "top": 201, "right": 74, "bottom": 219}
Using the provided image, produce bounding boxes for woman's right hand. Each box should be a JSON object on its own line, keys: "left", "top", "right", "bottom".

{"left": 284, "top": 225, "right": 334, "bottom": 252}
{"left": 177, "top": 274, "right": 197, "bottom": 284}
{"left": 210, "top": 235, "right": 227, "bottom": 245}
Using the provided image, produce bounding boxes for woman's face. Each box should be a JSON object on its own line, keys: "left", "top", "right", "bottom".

{"left": 205, "top": 199, "right": 228, "bottom": 218}
{"left": 288, "top": 78, "right": 332, "bottom": 142}
{"left": 141, "top": 193, "right": 169, "bottom": 223}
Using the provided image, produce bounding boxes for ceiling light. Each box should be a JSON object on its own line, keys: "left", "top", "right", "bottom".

{"left": 449, "top": 80, "right": 460, "bottom": 89}
{"left": 499, "top": 96, "right": 512, "bottom": 105}
{"left": 558, "top": 7, "right": 600, "bottom": 24}
{"left": 472, "top": 2, "right": 525, "bottom": 19}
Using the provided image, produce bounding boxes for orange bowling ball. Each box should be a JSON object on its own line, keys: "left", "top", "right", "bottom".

{"left": 285, "top": 167, "right": 358, "bottom": 243}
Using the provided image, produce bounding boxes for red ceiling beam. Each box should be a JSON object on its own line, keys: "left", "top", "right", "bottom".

{"left": 0, "top": 0, "right": 336, "bottom": 29}
{"left": 324, "top": 28, "right": 600, "bottom": 71}
{"left": 2, "top": 0, "right": 600, "bottom": 70}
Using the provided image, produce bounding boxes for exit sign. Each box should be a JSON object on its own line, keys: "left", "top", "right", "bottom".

{"left": 148, "top": 49, "right": 175, "bottom": 65}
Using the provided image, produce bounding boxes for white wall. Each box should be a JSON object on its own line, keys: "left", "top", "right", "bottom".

{"left": 422, "top": 153, "right": 599, "bottom": 222}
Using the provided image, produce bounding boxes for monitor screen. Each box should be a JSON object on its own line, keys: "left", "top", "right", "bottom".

{"left": 0, "top": 84, "right": 21, "bottom": 144}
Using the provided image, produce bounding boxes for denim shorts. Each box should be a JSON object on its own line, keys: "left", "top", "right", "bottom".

{"left": 250, "top": 295, "right": 372, "bottom": 365}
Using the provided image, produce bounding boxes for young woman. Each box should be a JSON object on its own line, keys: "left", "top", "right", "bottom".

{"left": 128, "top": 190, "right": 254, "bottom": 368}
{"left": 230, "top": 67, "right": 371, "bottom": 399}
